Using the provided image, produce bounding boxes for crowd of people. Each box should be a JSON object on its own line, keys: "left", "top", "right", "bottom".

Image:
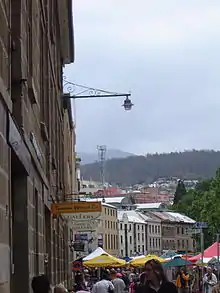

{"left": 30, "top": 261, "right": 220, "bottom": 293}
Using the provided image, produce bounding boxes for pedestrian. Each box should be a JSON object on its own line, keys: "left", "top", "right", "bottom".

{"left": 31, "top": 275, "right": 51, "bottom": 293}
{"left": 143, "top": 259, "right": 178, "bottom": 293}
{"left": 92, "top": 271, "right": 115, "bottom": 293}
{"left": 176, "top": 268, "right": 190, "bottom": 293}
{"left": 203, "top": 267, "right": 217, "bottom": 293}
{"left": 112, "top": 273, "right": 126, "bottom": 293}
{"left": 54, "top": 284, "right": 68, "bottom": 293}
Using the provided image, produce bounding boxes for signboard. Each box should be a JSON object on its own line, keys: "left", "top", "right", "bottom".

{"left": 73, "top": 241, "right": 85, "bottom": 252}
{"left": 75, "top": 234, "right": 88, "bottom": 241}
{"left": 66, "top": 213, "right": 101, "bottom": 222}
{"left": 51, "top": 201, "right": 102, "bottom": 215}
{"left": 186, "top": 228, "right": 201, "bottom": 235}
{"left": 195, "top": 222, "right": 208, "bottom": 229}
{"left": 71, "top": 220, "right": 99, "bottom": 232}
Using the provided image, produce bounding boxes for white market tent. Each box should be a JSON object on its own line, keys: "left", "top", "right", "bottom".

{"left": 83, "top": 247, "right": 109, "bottom": 261}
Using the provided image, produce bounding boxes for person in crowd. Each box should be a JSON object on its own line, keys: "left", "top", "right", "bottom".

{"left": 31, "top": 275, "right": 51, "bottom": 293}
{"left": 121, "top": 270, "right": 130, "bottom": 292}
{"left": 203, "top": 267, "right": 217, "bottom": 293}
{"left": 74, "top": 273, "right": 88, "bottom": 292}
{"left": 92, "top": 271, "right": 115, "bottom": 293}
{"left": 84, "top": 273, "right": 93, "bottom": 291}
{"left": 212, "top": 282, "right": 220, "bottom": 293}
{"left": 54, "top": 284, "right": 68, "bottom": 293}
{"left": 112, "top": 273, "right": 126, "bottom": 293}
{"left": 176, "top": 268, "right": 190, "bottom": 293}
{"left": 134, "top": 272, "right": 146, "bottom": 293}
{"left": 129, "top": 275, "right": 139, "bottom": 293}
{"left": 129, "top": 269, "right": 137, "bottom": 283}
{"left": 143, "top": 259, "right": 178, "bottom": 293}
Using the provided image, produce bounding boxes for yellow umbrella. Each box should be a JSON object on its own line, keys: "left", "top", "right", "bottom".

{"left": 129, "top": 254, "right": 166, "bottom": 267}
{"left": 83, "top": 254, "right": 126, "bottom": 268}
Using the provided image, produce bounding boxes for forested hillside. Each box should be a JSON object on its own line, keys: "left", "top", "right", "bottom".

{"left": 80, "top": 150, "right": 220, "bottom": 185}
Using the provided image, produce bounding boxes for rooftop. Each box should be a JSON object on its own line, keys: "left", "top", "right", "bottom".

{"left": 151, "top": 211, "right": 195, "bottom": 223}
{"left": 135, "top": 202, "right": 167, "bottom": 209}
{"left": 118, "top": 210, "right": 147, "bottom": 224}
{"left": 84, "top": 198, "right": 117, "bottom": 209}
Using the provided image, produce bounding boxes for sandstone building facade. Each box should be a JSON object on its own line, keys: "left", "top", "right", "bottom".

{"left": 0, "top": 0, "right": 74, "bottom": 292}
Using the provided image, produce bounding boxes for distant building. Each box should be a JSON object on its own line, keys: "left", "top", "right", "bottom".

{"left": 136, "top": 202, "right": 168, "bottom": 212}
{"left": 151, "top": 211, "right": 196, "bottom": 253}
{"left": 118, "top": 210, "right": 162, "bottom": 257}
{"left": 80, "top": 202, "right": 119, "bottom": 256}
{"left": 80, "top": 179, "right": 100, "bottom": 195}
{"left": 118, "top": 210, "right": 147, "bottom": 257}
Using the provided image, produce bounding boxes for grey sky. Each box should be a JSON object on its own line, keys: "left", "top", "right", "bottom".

{"left": 64, "top": 0, "right": 220, "bottom": 155}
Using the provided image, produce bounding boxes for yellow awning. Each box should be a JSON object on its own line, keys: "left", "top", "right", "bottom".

{"left": 83, "top": 254, "right": 126, "bottom": 268}
{"left": 129, "top": 254, "right": 166, "bottom": 267}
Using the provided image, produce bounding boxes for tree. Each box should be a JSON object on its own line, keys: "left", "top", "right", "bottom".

{"left": 173, "top": 168, "right": 220, "bottom": 248}
{"left": 173, "top": 180, "right": 186, "bottom": 204}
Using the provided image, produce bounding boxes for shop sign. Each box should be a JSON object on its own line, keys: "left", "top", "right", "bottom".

{"left": 51, "top": 201, "right": 102, "bottom": 216}
{"left": 70, "top": 220, "right": 99, "bottom": 232}
{"left": 66, "top": 212, "right": 101, "bottom": 221}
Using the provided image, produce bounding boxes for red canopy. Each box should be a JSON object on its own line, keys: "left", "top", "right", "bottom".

{"left": 189, "top": 242, "right": 220, "bottom": 262}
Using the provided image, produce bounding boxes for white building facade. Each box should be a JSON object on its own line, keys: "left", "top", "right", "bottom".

{"left": 118, "top": 211, "right": 148, "bottom": 257}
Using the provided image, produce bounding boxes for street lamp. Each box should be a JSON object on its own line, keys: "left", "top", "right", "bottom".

{"left": 62, "top": 77, "right": 134, "bottom": 111}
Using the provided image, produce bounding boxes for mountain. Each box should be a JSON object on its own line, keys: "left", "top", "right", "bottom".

{"left": 78, "top": 149, "right": 135, "bottom": 165}
{"left": 80, "top": 150, "right": 220, "bottom": 185}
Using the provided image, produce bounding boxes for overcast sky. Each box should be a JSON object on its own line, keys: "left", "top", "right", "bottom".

{"left": 64, "top": 0, "right": 220, "bottom": 155}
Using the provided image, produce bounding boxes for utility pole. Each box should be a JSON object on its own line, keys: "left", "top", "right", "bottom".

{"left": 217, "top": 233, "right": 219, "bottom": 281}
{"left": 97, "top": 145, "right": 107, "bottom": 202}
{"left": 201, "top": 229, "right": 204, "bottom": 292}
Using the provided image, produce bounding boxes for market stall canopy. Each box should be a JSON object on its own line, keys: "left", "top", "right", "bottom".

{"left": 83, "top": 254, "right": 126, "bottom": 268}
{"left": 83, "top": 247, "right": 106, "bottom": 261}
{"left": 163, "top": 257, "right": 192, "bottom": 268}
{"left": 196, "top": 257, "right": 217, "bottom": 265}
{"left": 189, "top": 242, "right": 220, "bottom": 262}
{"left": 160, "top": 250, "right": 177, "bottom": 259}
{"left": 129, "top": 254, "right": 166, "bottom": 267}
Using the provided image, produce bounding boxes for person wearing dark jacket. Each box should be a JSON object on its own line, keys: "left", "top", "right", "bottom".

{"left": 31, "top": 275, "right": 51, "bottom": 293}
{"left": 140, "top": 259, "right": 178, "bottom": 293}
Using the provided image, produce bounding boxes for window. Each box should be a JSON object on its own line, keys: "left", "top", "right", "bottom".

{"left": 150, "top": 238, "right": 152, "bottom": 248}
{"left": 158, "top": 238, "right": 161, "bottom": 247}
{"left": 120, "top": 223, "right": 123, "bottom": 230}
{"left": 138, "top": 245, "right": 140, "bottom": 252}
{"left": 138, "top": 225, "right": 140, "bottom": 230}
{"left": 105, "top": 234, "right": 107, "bottom": 249}
{"left": 152, "top": 226, "right": 154, "bottom": 233}
{"left": 138, "top": 233, "right": 140, "bottom": 241}
{"left": 121, "top": 235, "right": 123, "bottom": 244}
{"left": 156, "top": 238, "right": 158, "bottom": 247}
{"left": 108, "top": 209, "right": 110, "bottom": 215}
{"left": 155, "top": 226, "right": 157, "bottom": 234}
{"left": 142, "top": 225, "right": 144, "bottom": 231}
{"left": 121, "top": 249, "right": 123, "bottom": 256}
{"left": 177, "top": 227, "right": 180, "bottom": 234}
{"left": 142, "top": 245, "right": 145, "bottom": 254}
{"left": 142, "top": 234, "right": 144, "bottom": 242}
{"left": 153, "top": 238, "right": 155, "bottom": 247}
{"left": 129, "top": 224, "right": 131, "bottom": 231}
{"left": 130, "top": 250, "right": 132, "bottom": 256}
{"left": 177, "top": 240, "right": 180, "bottom": 248}
{"left": 108, "top": 221, "right": 110, "bottom": 229}
{"left": 182, "top": 239, "right": 184, "bottom": 247}
{"left": 149, "top": 225, "right": 151, "bottom": 233}
{"left": 158, "top": 226, "right": 160, "bottom": 234}
{"left": 130, "top": 236, "right": 132, "bottom": 244}
{"left": 182, "top": 227, "right": 184, "bottom": 234}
